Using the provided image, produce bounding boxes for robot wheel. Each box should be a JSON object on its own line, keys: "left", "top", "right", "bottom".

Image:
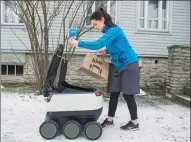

{"left": 84, "top": 121, "right": 102, "bottom": 140}
{"left": 62, "top": 120, "right": 81, "bottom": 139}
{"left": 39, "top": 120, "right": 59, "bottom": 140}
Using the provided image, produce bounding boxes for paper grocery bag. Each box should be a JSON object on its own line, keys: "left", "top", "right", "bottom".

{"left": 107, "top": 63, "right": 115, "bottom": 93}
{"left": 78, "top": 53, "right": 109, "bottom": 80}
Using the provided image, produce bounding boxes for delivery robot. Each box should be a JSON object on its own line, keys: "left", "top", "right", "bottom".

{"left": 39, "top": 44, "right": 103, "bottom": 140}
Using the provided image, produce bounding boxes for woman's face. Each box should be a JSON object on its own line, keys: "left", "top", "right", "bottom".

{"left": 91, "top": 17, "right": 105, "bottom": 32}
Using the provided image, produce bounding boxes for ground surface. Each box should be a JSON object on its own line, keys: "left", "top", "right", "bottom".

{"left": 1, "top": 91, "right": 190, "bottom": 142}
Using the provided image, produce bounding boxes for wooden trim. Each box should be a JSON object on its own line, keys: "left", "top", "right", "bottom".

{"left": 6, "top": 64, "right": 8, "bottom": 75}
{"left": 92, "top": 2, "right": 95, "bottom": 12}
{"left": 1, "top": 1, "right": 23, "bottom": 25}
{"left": 136, "top": 1, "right": 140, "bottom": 29}
{"left": 86, "top": 1, "right": 118, "bottom": 26}
{"left": 1, "top": 1, "right": 3, "bottom": 23}
{"left": 137, "top": 0, "right": 171, "bottom": 32}
{"left": 107, "top": 1, "right": 110, "bottom": 14}
{"left": 144, "top": 1, "right": 148, "bottom": 29}
{"left": 158, "top": 0, "right": 162, "bottom": 30}
{"left": 166, "top": 1, "right": 170, "bottom": 31}
{"left": 15, "top": 64, "right": 16, "bottom": 76}
{"left": 115, "top": 1, "right": 118, "bottom": 24}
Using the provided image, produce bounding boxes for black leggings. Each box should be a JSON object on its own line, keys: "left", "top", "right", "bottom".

{"left": 108, "top": 92, "right": 138, "bottom": 120}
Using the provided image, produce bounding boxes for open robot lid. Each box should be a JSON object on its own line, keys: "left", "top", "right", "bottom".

{"left": 43, "top": 44, "right": 65, "bottom": 97}
{"left": 42, "top": 44, "right": 97, "bottom": 97}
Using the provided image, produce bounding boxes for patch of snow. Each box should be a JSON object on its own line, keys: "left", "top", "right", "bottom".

{"left": 1, "top": 92, "right": 190, "bottom": 142}
{"left": 1, "top": 85, "right": 4, "bottom": 89}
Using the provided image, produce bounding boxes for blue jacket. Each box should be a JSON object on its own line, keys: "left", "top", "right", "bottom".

{"left": 78, "top": 25, "right": 139, "bottom": 70}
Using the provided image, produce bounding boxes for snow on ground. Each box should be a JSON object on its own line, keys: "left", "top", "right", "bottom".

{"left": 1, "top": 92, "right": 190, "bottom": 142}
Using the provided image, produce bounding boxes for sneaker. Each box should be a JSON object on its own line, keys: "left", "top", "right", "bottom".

{"left": 120, "top": 121, "right": 139, "bottom": 131}
{"left": 101, "top": 118, "right": 114, "bottom": 128}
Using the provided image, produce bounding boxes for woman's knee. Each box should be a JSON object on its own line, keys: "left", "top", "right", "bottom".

{"left": 110, "top": 92, "right": 120, "bottom": 100}
{"left": 123, "top": 94, "right": 135, "bottom": 102}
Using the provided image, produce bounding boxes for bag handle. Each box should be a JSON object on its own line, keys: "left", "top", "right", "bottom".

{"left": 93, "top": 50, "right": 107, "bottom": 63}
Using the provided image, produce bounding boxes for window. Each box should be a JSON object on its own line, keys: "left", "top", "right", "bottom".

{"left": 138, "top": 0, "right": 170, "bottom": 31}
{"left": 1, "top": 1, "right": 23, "bottom": 24}
{"left": 1, "top": 64, "right": 24, "bottom": 76}
{"left": 86, "top": 1, "right": 117, "bottom": 26}
{"left": 2, "top": 65, "right": 7, "bottom": 75}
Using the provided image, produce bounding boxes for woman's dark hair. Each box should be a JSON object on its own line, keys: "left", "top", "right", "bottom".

{"left": 90, "top": 8, "right": 116, "bottom": 26}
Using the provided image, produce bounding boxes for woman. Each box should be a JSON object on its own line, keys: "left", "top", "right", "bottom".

{"left": 69, "top": 8, "right": 140, "bottom": 131}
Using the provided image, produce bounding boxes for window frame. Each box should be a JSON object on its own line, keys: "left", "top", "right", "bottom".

{"left": 1, "top": 64, "right": 24, "bottom": 76}
{"left": 136, "top": 0, "right": 172, "bottom": 34}
{"left": 1, "top": 1, "right": 24, "bottom": 25}
{"left": 85, "top": 1, "right": 118, "bottom": 27}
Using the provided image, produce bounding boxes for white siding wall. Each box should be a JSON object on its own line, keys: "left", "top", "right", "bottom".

{"left": 1, "top": 1, "right": 190, "bottom": 57}
{"left": 1, "top": 25, "right": 30, "bottom": 52}
{"left": 1, "top": 1, "right": 82, "bottom": 52}
{"left": 77, "top": 0, "right": 190, "bottom": 56}
{"left": 117, "top": 0, "right": 190, "bottom": 57}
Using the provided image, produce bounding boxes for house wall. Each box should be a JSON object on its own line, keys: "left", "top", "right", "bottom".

{"left": 1, "top": 53, "right": 168, "bottom": 92}
{"left": 1, "top": 1, "right": 190, "bottom": 56}
{"left": 1, "top": 1, "right": 189, "bottom": 91}
{"left": 1, "top": 25, "right": 30, "bottom": 52}
{"left": 166, "top": 45, "right": 190, "bottom": 98}
{"left": 1, "top": 1, "right": 82, "bottom": 52}
{"left": 61, "top": 55, "right": 168, "bottom": 90}
{"left": 116, "top": 0, "right": 190, "bottom": 57}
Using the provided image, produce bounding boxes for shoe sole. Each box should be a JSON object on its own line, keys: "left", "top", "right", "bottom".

{"left": 120, "top": 127, "right": 140, "bottom": 131}
{"left": 102, "top": 124, "right": 115, "bottom": 129}
{"left": 102, "top": 124, "right": 140, "bottom": 131}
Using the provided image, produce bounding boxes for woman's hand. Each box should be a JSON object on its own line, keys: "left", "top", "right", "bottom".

{"left": 69, "top": 39, "right": 78, "bottom": 48}
{"left": 96, "top": 48, "right": 106, "bottom": 55}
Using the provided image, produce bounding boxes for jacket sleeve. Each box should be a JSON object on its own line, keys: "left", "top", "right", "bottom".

{"left": 78, "top": 27, "right": 119, "bottom": 50}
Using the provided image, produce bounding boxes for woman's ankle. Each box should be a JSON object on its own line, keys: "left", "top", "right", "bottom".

{"left": 131, "top": 119, "right": 138, "bottom": 125}
{"left": 107, "top": 116, "right": 113, "bottom": 122}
